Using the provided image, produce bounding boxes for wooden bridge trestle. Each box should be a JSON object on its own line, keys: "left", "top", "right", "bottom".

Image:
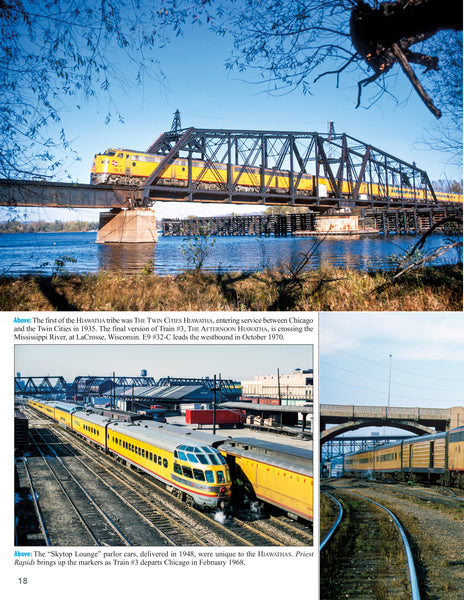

{"left": 162, "top": 207, "right": 462, "bottom": 237}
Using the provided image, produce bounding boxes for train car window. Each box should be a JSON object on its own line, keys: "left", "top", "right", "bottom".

{"left": 187, "top": 453, "right": 199, "bottom": 463}
{"left": 196, "top": 454, "right": 208, "bottom": 465}
{"left": 118, "top": 153, "right": 123, "bottom": 158}
{"left": 142, "top": 449, "right": 145, "bottom": 458}
{"left": 205, "top": 471, "right": 214, "bottom": 483}
{"left": 149, "top": 452, "right": 153, "bottom": 461}
{"left": 153, "top": 453, "right": 157, "bottom": 462}
{"left": 207, "top": 454, "right": 220, "bottom": 465}
{"left": 182, "top": 466, "right": 193, "bottom": 479}
{"left": 216, "top": 471, "right": 225, "bottom": 483}
{"left": 177, "top": 451, "right": 187, "bottom": 461}
{"left": 185, "top": 446, "right": 195, "bottom": 452}
{"left": 138, "top": 447, "right": 141, "bottom": 456}
{"left": 158, "top": 456, "right": 162, "bottom": 465}
{"left": 163, "top": 459, "right": 168, "bottom": 468}
{"left": 174, "top": 463, "right": 182, "bottom": 475}
{"left": 193, "top": 469, "right": 205, "bottom": 481}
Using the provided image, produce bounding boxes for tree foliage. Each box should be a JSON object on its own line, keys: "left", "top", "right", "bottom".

{"left": 0, "top": 0, "right": 174, "bottom": 179}
{"left": 1, "top": 0, "right": 462, "bottom": 180}
{"left": 222, "top": 0, "right": 462, "bottom": 119}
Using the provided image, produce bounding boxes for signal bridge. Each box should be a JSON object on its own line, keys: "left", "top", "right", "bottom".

{"left": 1, "top": 128, "right": 461, "bottom": 243}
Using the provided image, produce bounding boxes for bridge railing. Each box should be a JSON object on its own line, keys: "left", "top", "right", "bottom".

{"left": 321, "top": 404, "right": 450, "bottom": 420}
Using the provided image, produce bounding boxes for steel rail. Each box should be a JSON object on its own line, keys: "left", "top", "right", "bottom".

{"left": 31, "top": 428, "right": 133, "bottom": 546}
{"left": 52, "top": 426, "right": 207, "bottom": 546}
{"left": 340, "top": 489, "right": 421, "bottom": 600}
{"left": 319, "top": 492, "right": 343, "bottom": 551}
{"left": 20, "top": 457, "right": 51, "bottom": 546}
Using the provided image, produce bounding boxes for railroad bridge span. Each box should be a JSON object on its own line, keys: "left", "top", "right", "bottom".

{"left": 320, "top": 404, "right": 464, "bottom": 443}
{"left": 1, "top": 127, "right": 460, "bottom": 242}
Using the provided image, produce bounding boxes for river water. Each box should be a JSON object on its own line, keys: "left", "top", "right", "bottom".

{"left": 0, "top": 231, "right": 460, "bottom": 277}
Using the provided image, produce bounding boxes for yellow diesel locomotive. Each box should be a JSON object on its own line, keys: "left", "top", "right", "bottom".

{"left": 91, "top": 148, "right": 463, "bottom": 204}
{"left": 28, "top": 399, "right": 232, "bottom": 509}
{"left": 343, "top": 426, "right": 464, "bottom": 488}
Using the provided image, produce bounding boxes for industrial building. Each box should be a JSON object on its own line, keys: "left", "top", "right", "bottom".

{"left": 241, "top": 368, "right": 313, "bottom": 404}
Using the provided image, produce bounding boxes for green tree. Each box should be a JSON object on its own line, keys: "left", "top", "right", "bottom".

{"left": 1, "top": 0, "right": 461, "bottom": 182}
{"left": 0, "top": 0, "right": 174, "bottom": 179}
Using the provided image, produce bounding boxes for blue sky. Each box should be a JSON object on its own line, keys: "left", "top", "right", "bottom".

{"left": 4, "top": 16, "right": 462, "bottom": 223}
{"left": 320, "top": 312, "right": 464, "bottom": 434}
{"left": 15, "top": 343, "right": 313, "bottom": 383}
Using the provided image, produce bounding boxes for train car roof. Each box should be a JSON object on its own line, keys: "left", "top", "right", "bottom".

{"left": 344, "top": 429, "right": 448, "bottom": 457}
{"left": 108, "top": 420, "right": 222, "bottom": 454}
{"left": 139, "top": 421, "right": 230, "bottom": 447}
{"left": 53, "top": 402, "right": 85, "bottom": 413}
{"left": 221, "top": 437, "right": 312, "bottom": 476}
{"left": 73, "top": 410, "right": 111, "bottom": 427}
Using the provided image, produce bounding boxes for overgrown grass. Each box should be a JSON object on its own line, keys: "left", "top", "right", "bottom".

{"left": 0, "top": 263, "right": 461, "bottom": 311}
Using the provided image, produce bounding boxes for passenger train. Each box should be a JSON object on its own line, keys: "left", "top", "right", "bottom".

{"left": 343, "top": 426, "right": 464, "bottom": 488}
{"left": 28, "top": 399, "right": 232, "bottom": 509}
{"left": 221, "top": 437, "right": 313, "bottom": 521}
{"left": 27, "top": 399, "right": 313, "bottom": 521}
{"left": 91, "top": 148, "right": 463, "bottom": 204}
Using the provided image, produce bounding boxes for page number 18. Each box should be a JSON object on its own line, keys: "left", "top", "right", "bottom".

{"left": 18, "top": 578, "right": 28, "bottom": 584}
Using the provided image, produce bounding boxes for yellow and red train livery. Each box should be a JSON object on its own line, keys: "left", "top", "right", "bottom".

{"left": 91, "top": 148, "right": 463, "bottom": 205}
{"left": 344, "top": 426, "right": 464, "bottom": 488}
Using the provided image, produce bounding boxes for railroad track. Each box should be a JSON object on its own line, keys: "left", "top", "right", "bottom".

{"left": 21, "top": 408, "right": 301, "bottom": 546}
{"left": 361, "top": 481, "right": 464, "bottom": 509}
{"left": 320, "top": 487, "right": 419, "bottom": 600}
{"left": 320, "top": 491, "right": 343, "bottom": 551}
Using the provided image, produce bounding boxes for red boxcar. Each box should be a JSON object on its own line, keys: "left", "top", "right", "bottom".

{"left": 185, "top": 409, "right": 245, "bottom": 428}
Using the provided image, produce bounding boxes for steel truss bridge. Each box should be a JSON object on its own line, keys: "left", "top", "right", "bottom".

{"left": 15, "top": 375, "right": 156, "bottom": 397}
{"left": 0, "top": 128, "right": 455, "bottom": 211}
{"left": 15, "top": 375, "right": 239, "bottom": 399}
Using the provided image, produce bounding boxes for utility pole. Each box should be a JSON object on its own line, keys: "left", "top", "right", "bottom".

{"left": 387, "top": 354, "right": 392, "bottom": 410}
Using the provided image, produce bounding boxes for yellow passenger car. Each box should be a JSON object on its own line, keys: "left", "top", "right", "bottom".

{"left": 91, "top": 147, "right": 463, "bottom": 204}
{"left": 220, "top": 438, "right": 313, "bottom": 521}
{"left": 28, "top": 398, "right": 55, "bottom": 418}
{"left": 106, "top": 420, "right": 232, "bottom": 509}
{"left": 448, "top": 426, "right": 464, "bottom": 485}
{"left": 71, "top": 410, "right": 107, "bottom": 449}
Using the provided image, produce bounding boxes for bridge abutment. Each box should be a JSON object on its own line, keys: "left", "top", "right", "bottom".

{"left": 96, "top": 208, "right": 158, "bottom": 244}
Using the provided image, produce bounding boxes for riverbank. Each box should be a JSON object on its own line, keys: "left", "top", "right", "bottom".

{"left": 1, "top": 264, "right": 461, "bottom": 311}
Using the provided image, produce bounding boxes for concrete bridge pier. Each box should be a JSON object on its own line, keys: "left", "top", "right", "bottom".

{"left": 96, "top": 208, "right": 158, "bottom": 243}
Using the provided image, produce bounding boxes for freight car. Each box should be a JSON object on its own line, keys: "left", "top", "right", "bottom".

{"left": 28, "top": 399, "right": 231, "bottom": 509}
{"left": 90, "top": 148, "right": 463, "bottom": 204}
{"left": 343, "top": 426, "right": 464, "bottom": 488}
{"left": 185, "top": 409, "right": 245, "bottom": 428}
{"left": 14, "top": 410, "right": 29, "bottom": 454}
{"left": 220, "top": 437, "right": 313, "bottom": 522}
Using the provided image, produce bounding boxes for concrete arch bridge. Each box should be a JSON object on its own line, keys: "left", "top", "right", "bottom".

{"left": 320, "top": 404, "right": 464, "bottom": 443}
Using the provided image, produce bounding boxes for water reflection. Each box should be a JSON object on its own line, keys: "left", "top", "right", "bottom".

{"left": 0, "top": 231, "right": 458, "bottom": 277}
{"left": 97, "top": 242, "right": 157, "bottom": 273}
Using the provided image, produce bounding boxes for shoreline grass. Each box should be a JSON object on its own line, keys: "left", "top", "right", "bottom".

{"left": 0, "top": 264, "right": 461, "bottom": 311}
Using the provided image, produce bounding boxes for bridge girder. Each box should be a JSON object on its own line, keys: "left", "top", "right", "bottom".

{"left": 143, "top": 127, "right": 438, "bottom": 208}
{"left": 0, "top": 128, "right": 448, "bottom": 210}
{"left": 321, "top": 419, "right": 435, "bottom": 443}
{"left": 15, "top": 376, "right": 68, "bottom": 395}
